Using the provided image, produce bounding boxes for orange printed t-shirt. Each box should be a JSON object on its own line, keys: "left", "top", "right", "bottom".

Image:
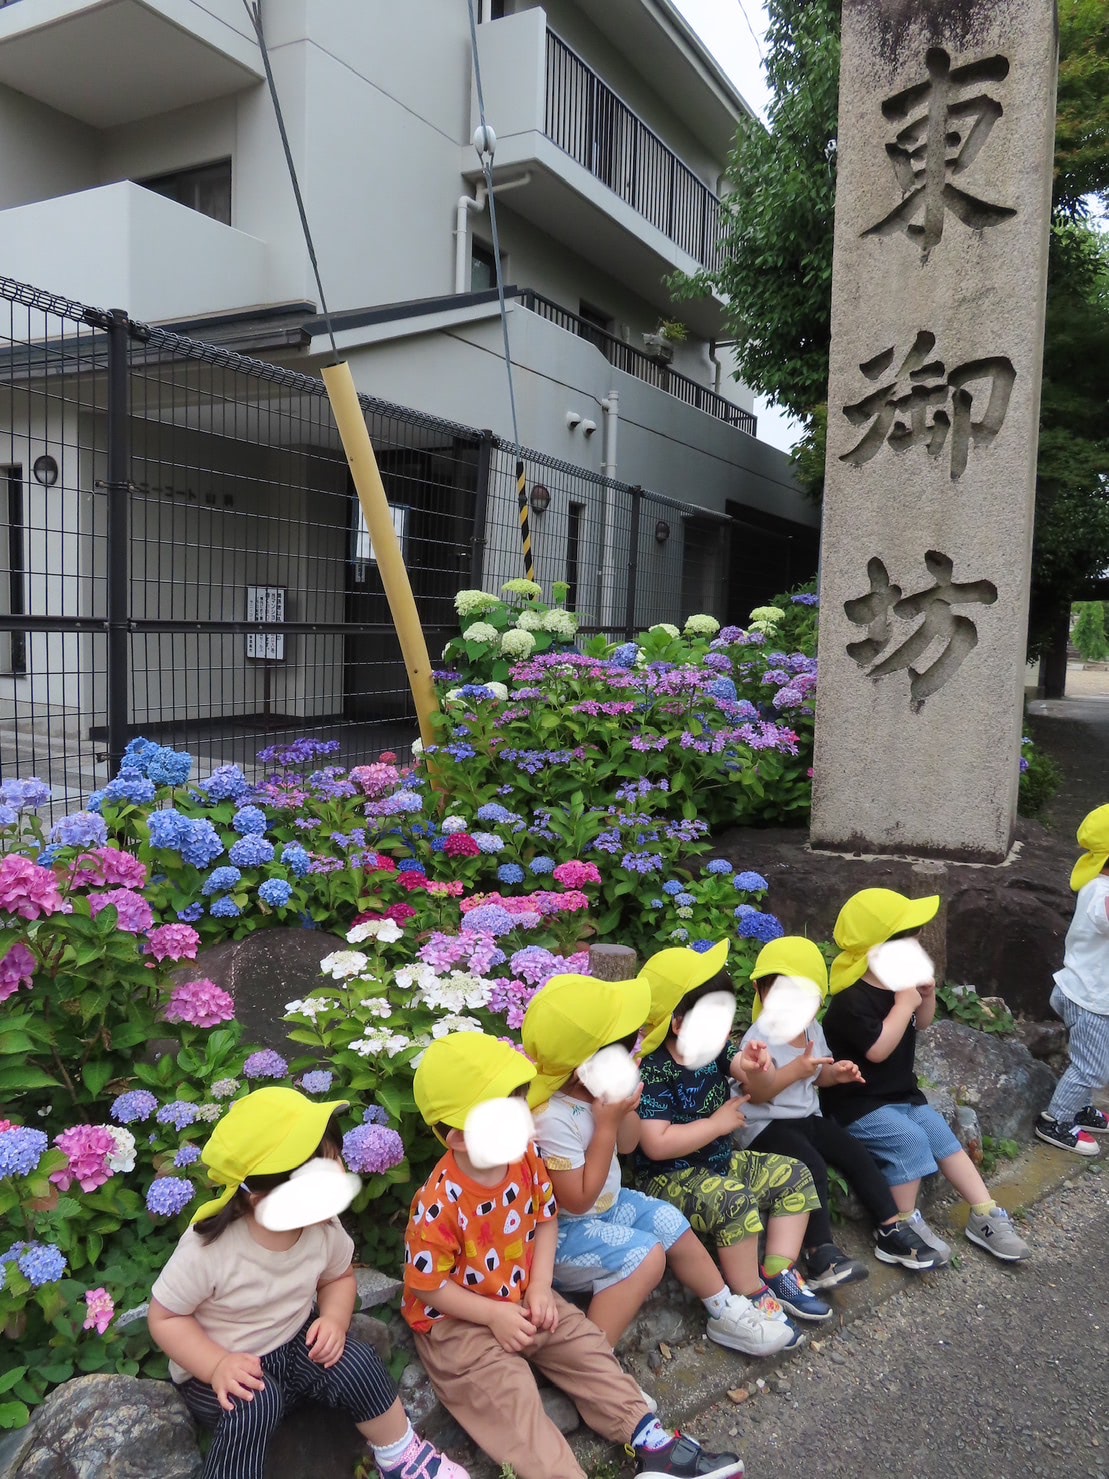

{"left": 402, "top": 1142, "right": 557, "bottom": 1333}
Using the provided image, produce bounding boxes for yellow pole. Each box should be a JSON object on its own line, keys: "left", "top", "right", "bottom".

{"left": 321, "top": 361, "right": 439, "bottom": 751}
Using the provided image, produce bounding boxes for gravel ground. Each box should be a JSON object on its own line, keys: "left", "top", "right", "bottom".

{"left": 688, "top": 1163, "right": 1109, "bottom": 1479}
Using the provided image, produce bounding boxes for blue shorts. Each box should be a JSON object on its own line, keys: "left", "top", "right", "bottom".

{"left": 845, "top": 1103, "right": 962, "bottom": 1184}
{"left": 553, "top": 1187, "right": 690, "bottom": 1295}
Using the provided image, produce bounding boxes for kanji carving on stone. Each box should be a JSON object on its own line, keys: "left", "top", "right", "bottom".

{"left": 863, "top": 47, "right": 1016, "bottom": 253}
{"left": 839, "top": 331, "right": 1015, "bottom": 480}
{"left": 845, "top": 550, "right": 998, "bottom": 709}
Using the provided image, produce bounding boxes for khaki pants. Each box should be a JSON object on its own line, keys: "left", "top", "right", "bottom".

{"left": 414, "top": 1294, "right": 649, "bottom": 1479}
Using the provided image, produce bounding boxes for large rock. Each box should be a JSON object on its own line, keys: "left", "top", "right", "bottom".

{"left": 1, "top": 1375, "right": 201, "bottom": 1479}
{"left": 914, "top": 1019, "right": 1056, "bottom": 1143}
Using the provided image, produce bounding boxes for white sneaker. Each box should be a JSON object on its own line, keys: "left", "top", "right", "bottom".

{"left": 706, "top": 1292, "right": 793, "bottom": 1356}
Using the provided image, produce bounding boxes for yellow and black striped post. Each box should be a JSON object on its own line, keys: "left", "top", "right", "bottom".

{"left": 516, "top": 457, "right": 536, "bottom": 583}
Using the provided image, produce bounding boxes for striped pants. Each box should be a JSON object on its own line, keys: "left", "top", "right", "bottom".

{"left": 1046, "top": 985, "right": 1109, "bottom": 1123}
{"left": 177, "top": 1318, "right": 396, "bottom": 1479}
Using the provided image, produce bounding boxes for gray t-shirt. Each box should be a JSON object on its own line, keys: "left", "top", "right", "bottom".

{"left": 733, "top": 1020, "right": 830, "bottom": 1149}
{"left": 534, "top": 1091, "right": 621, "bottom": 1219}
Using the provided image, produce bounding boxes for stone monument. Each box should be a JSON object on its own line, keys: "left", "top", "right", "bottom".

{"left": 810, "top": 0, "right": 1058, "bottom": 862}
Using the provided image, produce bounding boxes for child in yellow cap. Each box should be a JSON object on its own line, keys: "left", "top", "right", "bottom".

{"left": 633, "top": 942, "right": 827, "bottom": 1340}
{"left": 1035, "top": 804, "right": 1109, "bottom": 1155}
{"left": 524, "top": 974, "right": 791, "bottom": 1358}
{"left": 738, "top": 936, "right": 937, "bottom": 1284}
{"left": 822, "top": 888, "right": 1030, "bottom": 1264}
{"left": 148, "top": 1086, "right": 469, "bottom": 1479}
{"left": 405, "top": 1032, "right": 743, "bottom": 1479}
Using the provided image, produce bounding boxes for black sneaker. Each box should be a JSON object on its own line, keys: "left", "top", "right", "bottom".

{"left": 635, "top": 1435, "right": 744, "bottom": 1478}
{"left": 804, "top": 1242, "right": 870, "bottom": 1290}
{"left": 1073, "top": 1105, "right": 1109, "bottom": 1135}
{"left": 1035, "top": 1112, "right": 1100, "bottom": 1156}
{"left": 874, "top": 1220, "right": 937, "bottom": 1270}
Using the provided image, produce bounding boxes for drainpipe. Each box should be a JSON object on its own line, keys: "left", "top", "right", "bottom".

{"left": 708, "top": 339, "right": 723, "bottom": 396}
{"left": 453, "top": 174, "right": 533, "bottom": 294}
{"left": 598, "top": 391, "right": 619, "bottom": 629}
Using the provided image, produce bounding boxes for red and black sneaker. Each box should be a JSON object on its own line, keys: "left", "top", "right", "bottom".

{"left": 1035, "top": 1113, "right": 1100, "bottom": 1157}
{"left": 635, "top": 1433, "right": 745, "bottom": 1478}
{"left": 1073, "top": 1105, "right": 1109, "bottom": 1136}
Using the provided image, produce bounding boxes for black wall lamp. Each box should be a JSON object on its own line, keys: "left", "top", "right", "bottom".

{"left": 33, "top": 455, "right": 59, "bottom": 487}
{"left": 530, "top": 483, "right": 551, "bottom": 513}
{"left": 654, "top": 519, "right": 670, "bottom": 544}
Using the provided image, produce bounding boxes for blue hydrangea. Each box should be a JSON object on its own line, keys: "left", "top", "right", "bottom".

{"left": 611, "top": 642, "right": 639, "bottom": 668}
{"left": 0, "top": 778, "right": 51, "bottom": 811}
{"left": 180, "top": 819, "right": 225, "bottom": 869}
{"left": 476, "top": 803, "right": 516, "bottom": 825}
{"left": 258, "top": 878, "right": 293, "bottom": 908}
{"left": 736, "top": 910, "right": 785, "bottom": 944}
{"left": 397, "top": 859, "right": 426, "bottom": 873}
{"left": 146, "top": 1177, "right": 196, "bottom": 1217}
{"left": 210, "top": 896, "right": 241, "bottom": 919}
{"left": 734, "top": 903, "right": 757, "bottom": 921}
{"left": 202, "top": 865, "right": 243, "bottom": 896}
{"left": 0, "top": 805, "right": 17, "bottom": 828}
{"left": 462, "top": 905, "right": 517, "bottom": 936}
{"left": 459, "top": 684, "right": 496, "bottom": 701}
{"left": 529, "top": 856, "right": 556, "bottom": 874}
{"left": 791, "top": 593, "right": 820, "bottom": 606}
{"left": 50, "top": 811, "right": 109, "bottom": 849}
{"left": 16, "top": 1241, "right": 67, "bottom": 1287}
{"left": 675, "top": 892, "right": 696, "bottom": 908}
{"left": 497, "top": 863, "right": 525, "bottom": 885}
{"left": 200, "top": 764, "right": 251, "bottom": 802}
{"left": 472, "top": 832, "right": 505, "bottom": 854}
{"left": 733, "top": 871, "right": 769, "bottom": 892}
{"left": 177, "top": 903, "right": 205, "bottom": 923}
{"left": 280, "top": 843, "right": 311, "bottom": 878}
{"left": 111, "top": 1089, "right": 159, "bottom": 1124}
{"left": 661, "top": 880, "right": 684, "bottom": 897}
{"left": 232, "top": 805, "right": 268, "bottom": 836}
{"left": 705, "top": 859, "right": 734, "bottom": 875}
{"left": 104, "top": 771, "right": 158, "bottom": 807}
{"left": 228, "top": 836, "right": 275, "bottom": 868}
{"left": 123, "top": 737, "right": 159, "bottom": 767}
{"left": 649, "top": 898, "right": 665, "bottom": 909}
{"left": 156, "top": 1101, "right": 199, "bottom": 1130}
{"left": 362, "top": 1104, "right": 388, "bottom": 1125}
{"left": 300, "top": 1070, "right": 334, "bottom": 1095}
{"left": 173, "top": 1145, "right": 202, "bottom": 1168}
{"left": 0, "top": 1127, "right": 48, "bottom": 1177}
{"left": 145, "top": 747, "right": 193, "bottom": 787}
{"left": 147, "top": 808, "right": 192, "bottom": 851}
{"left": 690, "top": 940, "right": 717, "bottom": 954}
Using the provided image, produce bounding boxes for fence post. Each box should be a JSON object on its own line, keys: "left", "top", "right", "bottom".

{"left": 623, "top": 484, "right": 642, "bottom": 640}
{"left": 470, "top": 429, "right": 495, "bottom": 588}
{"left": 105, "top": 308, "right": 131, "bottom": 771}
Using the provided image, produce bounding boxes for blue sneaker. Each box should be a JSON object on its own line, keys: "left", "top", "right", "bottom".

{"left": 752, "top": 1287, "right": 807, "bottom": 1350}
{"left": 763, "top": 1265, "right": 834, "bottom": 1322}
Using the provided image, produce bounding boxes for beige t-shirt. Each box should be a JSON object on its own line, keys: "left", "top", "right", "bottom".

{"left": 534, "top": 1091, "right": 621, "bottom": 1219}
{"left": 152, "top": 1216, "right": 354, "bottom": 1383}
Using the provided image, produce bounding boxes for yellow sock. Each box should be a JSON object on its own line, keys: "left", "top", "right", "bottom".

{"left": 763, "top": 1255, "right": 792, "bottom": 1278}
{"left": 971, "top": 1200, "right": 996, "bottom": 1216}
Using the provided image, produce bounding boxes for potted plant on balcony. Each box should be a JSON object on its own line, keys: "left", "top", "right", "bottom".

{"left": 641, "top": 319, "right": 687, "bottom": 365}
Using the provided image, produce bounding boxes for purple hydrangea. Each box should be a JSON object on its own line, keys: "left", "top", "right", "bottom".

{"left": 232, "top": 805, "right": 268, "bottom": 836}
{"left": 0, "top": 778, "right": 51, "bottom": 811}
{"left": 111, "top": 1090, "right": 159, "bottom": 1125}
{"left": 50, "top": 811, "right": 109, "bottom": 849}
{"left": 791, "top": 593, "right": 820, "bottom": 606}
{"left": 0, "top": 1127, "right": 49, "bottom": 1177}
{"left": 229, "top": 836, "right": 276, "bottom": 868}
{"left": 243, "top": 1049, "right": 288, "bottom": 1080}
{"left": 343, "top": 1123, "right": 405, "bottom": 1175}
{"left": 146, "top": 1177, "right": 196, "bottom": 1217}
{"left": 156, "top": 1101, "right": 200, "bottom": 1130}
{"left": 173, "top": 1145, "right": 202, "bottom": 1168}
{"left": 299, "top": 1069, "right": 334, "bottom": 1094}
{"left": 362, "top": 1105, "right": 389, "bottom": 1126}
{"left": 200, "top": 764, "right": 251, "bottom": 802}
{"left": 462, "top": 905, "right": 517, "bottom": 937}
{"left": 0, "top": 805, "right": 17, "bottom": 828}
{"left": 258, "top": 878, "right": 293, "bottom": 908}
{"left": 733, "top": 871, "right": 769, "bottom": 892}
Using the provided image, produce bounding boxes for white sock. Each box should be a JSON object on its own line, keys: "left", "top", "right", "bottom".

{"left": 372, "top": 1423, "right": 415, "bottom": 1470}
{"left": 702, "top": 1287, "right": 732, "bottom": 1320}
{"left": 633, "top": 1416, "right": 672, "bottom": 1452}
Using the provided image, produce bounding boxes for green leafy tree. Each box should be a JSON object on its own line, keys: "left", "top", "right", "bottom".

{"left": 1072, "top": 601, "right": 1109, "bottom": 661}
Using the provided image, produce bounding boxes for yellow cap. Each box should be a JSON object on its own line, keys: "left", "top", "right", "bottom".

{"left": 1071, "top": 804, "right": 1109, "bottom": 891}
{"left": 522, "top": 974, "right": 651, "bottom": 1108}
{"left": 830, "top": 888, "right": 940, "bottom": 995}
{"left": 192, "top": 1086, "right": 349, "bottom": 1224}
{"left": 413, "top": 1032, "right": 536, "bottom": 1129}
{"left": 638, "top": 939, "right": 730, "bottom": 1058}
{"left": 750, "top": 937, "right": 828, "bottom": 1020}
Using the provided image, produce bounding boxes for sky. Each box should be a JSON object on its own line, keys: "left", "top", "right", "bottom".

{"left": 670, "top": 0, "right": 804, "bottom": 454}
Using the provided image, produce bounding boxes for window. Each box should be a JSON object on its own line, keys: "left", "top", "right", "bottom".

{"left": 471, "top": 240, "right": 505, "bottom": 293}
{"left": 565, "top": 501, "right": 585, "bottom": 613}
{"left": 577, "top": 300, "right": 612, "bottom": 351}
{"left": 351, "top": 503, "right": 409, "bottom": 582}
{"left": 140, "top": 159, "right": 232, "bottom": 226}
{"left": 3, "top": 466, "right": 25, "bottom": 675}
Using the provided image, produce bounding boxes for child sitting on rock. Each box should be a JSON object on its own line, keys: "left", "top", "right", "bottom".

{"left": 524, "top": 972, "right": 791, "bottom": 1357}
{"left": 736, "top": 935, "right": 938, "bottom": 1283}
{"left": 820, "top": 888, "right": 1030, "bottom": 1264}
{"left": 1035, "top": 804, "right": 1109, "bottom": 1156}
{"left": 633, "top": 942, "right": 829, "bottom": 1338}
{"left": 404, "top": 1031, "right": 744, "bottom": 1479}
{"left": 148, "top": 1086, "right": 468, "bottom": 1479}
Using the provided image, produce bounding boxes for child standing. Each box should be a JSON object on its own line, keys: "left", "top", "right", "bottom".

{"left": 1035, "top": 804, "right": 1109, "bottom": 1155}
{"left": 405, "top": 1031, "right": 744, "bottom": 1479}
{"left": 148, "top": 1087, "right": 468, "bottom": 1479}
{"left": 821, "top": 888, "right": 1030, "bottom": 1264}
{"left": 737, "top": 936, "right": 937, "bottom": 1283}
{"left": 634, "top": 943, "right": 829, "bottom": 1334}
{"left": 523, "top": 972, "right": 791, "bottom": 1356}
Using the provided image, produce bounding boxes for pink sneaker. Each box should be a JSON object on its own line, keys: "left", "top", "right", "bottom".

{"left": 378, "top": 1434, "right": 471, "bottom": 1479}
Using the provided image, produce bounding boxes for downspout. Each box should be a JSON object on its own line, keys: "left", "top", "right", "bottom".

{"left": 708, "top": 339, "right": 723, "bottom": 396}
{"left": 598, "top": 391, "right": 619, "bottom": 629}
{"left": 453, "top": 174, "right": 532, "bottom": 294}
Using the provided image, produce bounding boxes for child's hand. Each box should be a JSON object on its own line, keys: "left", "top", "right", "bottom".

{"left": 710, "top": 1096, "right": 750, "bottom": 1134}
{"left": 797, "top": 1039, "right": 833, "bottom": 1078}
{"left": 211, "top": 1351, "right": 265, "bottom": 1412}
{"left": 305, "top": 1314, "right": 347, "bottom": 1368}
{"left": 524, "top": 1283, "right": 560, "bottom": 1334}
{"left": 593, "top": 1084, "right": 643, "bottom": 1124}
{"left": 824, "top": 1058, "right": 866, "bottom": 1086}
{"left": 486, "top": 1301, "right": 538, "bottom": 1353}
{"left": 738, "top": 1040, "right": 773, "bottom": 1076}
{"left": 900, "top": 987, "right": 924, "bottom": 1012}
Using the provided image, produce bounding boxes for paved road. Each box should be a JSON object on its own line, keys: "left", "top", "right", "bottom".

{"left": 690, "top": 1164, "right": 1109, "bottom": 1479}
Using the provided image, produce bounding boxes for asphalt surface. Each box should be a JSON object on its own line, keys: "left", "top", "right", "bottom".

{"left": 689, "top": 1162, "right": 1109, "bottom": 1479}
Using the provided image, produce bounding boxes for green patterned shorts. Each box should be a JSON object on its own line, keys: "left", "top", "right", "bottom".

{"left": 642, "top": 1150, "right": 819, "bottom": 1247}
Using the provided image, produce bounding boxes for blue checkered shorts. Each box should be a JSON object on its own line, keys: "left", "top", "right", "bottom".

{"left": 845, "top": 1103, "right": 962, "bottom": 1185}
{"left": 553, "top": 1187, "right": 690, "bottom": 1295}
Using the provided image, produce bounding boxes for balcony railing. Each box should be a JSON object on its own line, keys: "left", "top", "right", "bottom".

{"left": 544, "top": 31, "right": 725, "bottom": 274}
{"left": 518, "top": 289, "right": 755, "bottom": 435}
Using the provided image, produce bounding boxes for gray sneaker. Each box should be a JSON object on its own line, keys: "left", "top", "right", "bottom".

{"left": 906, "top": 1209, "right": 951, "bottom": 1265}
{"left": 964, "top": 1206, "right": 1029, "bottom": 1262}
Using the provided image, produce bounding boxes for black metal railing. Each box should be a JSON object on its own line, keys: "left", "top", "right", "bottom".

{"left": 544, "top": 30, "right": 725, "bottom": 273}
{"left": 518, "top": 289, "right": 756, "bottom": 435}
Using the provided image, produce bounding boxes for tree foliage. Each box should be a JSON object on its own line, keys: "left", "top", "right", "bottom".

{"left": 1071, "top": 601, "right": 1109, "bottom": 662}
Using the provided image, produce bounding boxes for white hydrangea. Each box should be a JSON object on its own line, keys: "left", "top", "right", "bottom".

{"left": 358, "top": 996, "right": 394, "bottom": 1018}
{"left": 441, "top": 815, "right": 469, "bottom": 834}
{"left": 462, "top": 622, "right": 500, "bottom": 646}
{"left": 486, "top": 681, "right": 509, "bottom": 700}
{"left": 748, "top": 605, "right": 785, "bottom": 626}
{"left": 350, "top": 1028, "right": 412, "bottom": 1058}
{"left": 285, "top": 996, "right": 337, "bottom": 1019}
{"left": 102, "top": 1125, "right": 136, "bottom": 1174}
{"left": 394, "top": 962, "right": 439, "bottom": 992}
{"left": 319, "top": 949, "right": 370, "bottom": 980}
{"left": 684, "top": 614, "right": 720, "bottom": 638}
{"left": 195, "top": 1103, "right": 222, "bottom": 1123}
{"left": 542, "top": 609, "right": 577, "bottom": 641}
{"left": 502, "top": 578, "right": 544, "bottom": 600}
{"left": 411, "top": 738, "right": 423, "bottom": 757}
{"left": 516, "top": 610, "right": 545, "bottom": 631}
{"left": 500, "top": 628, "right": 536, "bottom": 660}
{"left": 431, "top": 1013, "right": 484, "bottom": 1038}
{"left": 448, "top": 970, "right": 496, "bottom": 1010}
{"left": 347, "top": 917, "right": 404, "bottom": 944}
{"left": 454, "top": 589, "right": 501, "bottom": 618}
{"left": 649, "top": 623, "right": 681, "bottom": 639}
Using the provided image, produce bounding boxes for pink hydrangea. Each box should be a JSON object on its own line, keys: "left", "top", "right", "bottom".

{"left": 552, "top": 860, "right": 602, "bottom": 888}
{"left": 163, "top": 978, "right": 235, "bottom": 1028}
{"left": 534, "top": 889, "right": 590, "bottom": 915}
{"left": 83, "top": 1287, "right": 115, "bottom": 1335}
{"left": 88, "top": 888, "right": 154, "bottom": 934}
{"left": 349, "top": 763, "right": 400, "bottom": 799}
{"left": 93, "top": 848, "right": 148, "bottom": 890}
{"left": 146, "top": 924, "right": 200, "bottom": 963}
{"left": 0, "top": 855, "right": 69, "bottom": 920}
{"left": 51, "top": 1124, "right": 117, "bottom": 1192}
{"left": 0, "top": 942, "right": 35, "bottom": 1004}
{"left": 425, "top": 880, "right": 465, "bottom": 898}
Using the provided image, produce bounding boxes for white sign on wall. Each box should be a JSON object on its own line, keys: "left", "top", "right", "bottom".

{"left": 246, "top": 585, "right": 286, "bottom": 661}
